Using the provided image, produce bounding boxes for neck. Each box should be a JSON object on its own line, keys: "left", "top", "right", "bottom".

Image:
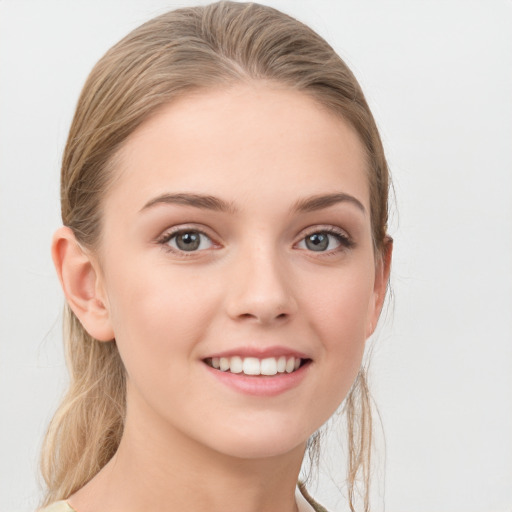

{"left": 69, "top": 396, "right": 306, "bottom": 512}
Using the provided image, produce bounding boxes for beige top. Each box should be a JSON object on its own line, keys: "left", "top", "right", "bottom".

{"left": 38, "top": 503, "right": 75, "bottom": 512}
{"left": 39, "top": 485, "right": 324, "bottom": 512}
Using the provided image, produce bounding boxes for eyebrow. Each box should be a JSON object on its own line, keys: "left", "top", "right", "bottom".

{"left": 293, "top": 193, "right": 366, "bottom": 214}
{"left": 140, "top": 193, "right": 238, "bottom": 213}
{"left": 140, "top": 191, "right": 365, "bottom": 215}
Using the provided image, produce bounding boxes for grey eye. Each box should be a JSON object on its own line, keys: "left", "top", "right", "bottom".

{"left": 169, "top": 231, "right": 212, "bottom": 252}
{"left": 297, "top": 231, "right": 344, "bottom": 252}
{"left": 305, "top": 233, "right": 329, "bottom": 251}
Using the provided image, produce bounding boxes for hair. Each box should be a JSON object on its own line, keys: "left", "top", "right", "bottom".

{"left": 40, "top": 2, "right": 390, "bottom": 510}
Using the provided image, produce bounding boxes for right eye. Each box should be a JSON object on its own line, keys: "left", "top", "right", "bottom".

{"left": 161, "top": 229, "right": 214, "bottom": 252}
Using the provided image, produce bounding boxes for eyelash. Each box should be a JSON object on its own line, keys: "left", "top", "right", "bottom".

{"left": 156, "top": 225, "right": 354, "bottom": 257}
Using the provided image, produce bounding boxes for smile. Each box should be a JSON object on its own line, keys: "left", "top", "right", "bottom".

{"left": 204, "top": 356, "right": 307, "bottom": 376}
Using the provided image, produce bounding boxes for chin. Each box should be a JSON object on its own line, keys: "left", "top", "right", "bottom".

{"left": 213, "top": 436, "right": 306, "bottom": 461}
{"left": 195, "top": 419, "right": 313, "bottom": 461}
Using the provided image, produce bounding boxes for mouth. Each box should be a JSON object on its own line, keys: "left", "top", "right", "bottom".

{"left": 204, "top": 355, "right": 310, "bottom": 376}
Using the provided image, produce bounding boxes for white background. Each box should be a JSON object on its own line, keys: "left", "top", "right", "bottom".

{"left": 1, "top": 1, "right": 511, "bottom": 511}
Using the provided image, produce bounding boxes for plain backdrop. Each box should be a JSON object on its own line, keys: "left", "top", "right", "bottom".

{"left": 1, "top": 1, "right": 511, "bottom": 511}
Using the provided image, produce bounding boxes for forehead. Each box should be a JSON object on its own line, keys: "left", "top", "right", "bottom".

{"left": 109, "top": 84, "right": 369, "bottom": 213}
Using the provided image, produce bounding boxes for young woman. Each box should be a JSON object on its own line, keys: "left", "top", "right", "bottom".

{"left": 40, "top": 2, "right": 392, "bottom": 511}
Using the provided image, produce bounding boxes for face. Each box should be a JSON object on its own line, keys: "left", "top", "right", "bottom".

{"left": 93, "top": 84, "right": 387, "bottom": 460}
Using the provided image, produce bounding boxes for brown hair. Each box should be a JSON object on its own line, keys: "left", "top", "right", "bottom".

{"left": 41, "top": 2, "right": 390, "bottom": 510}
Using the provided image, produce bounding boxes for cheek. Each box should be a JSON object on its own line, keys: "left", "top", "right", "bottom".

{"left": 104, "top": 262, "right": 219, "bottom": 375}
{"left": 304, "top": 264, "right": 375, "bottom": 345}
{"left": 300, "top": 264, "right": 375, "bottom": 402}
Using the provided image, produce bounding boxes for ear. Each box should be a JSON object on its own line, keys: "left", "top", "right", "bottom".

{"left": 367, "top": 236, "right": 393, "bottom": 338}
{"left": 52, "top": 226, "right": 114, "bottom": 342}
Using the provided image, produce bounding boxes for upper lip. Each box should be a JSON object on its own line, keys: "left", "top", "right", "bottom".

{"left": 204, "top": 346, "right": 310, "bottom": 360}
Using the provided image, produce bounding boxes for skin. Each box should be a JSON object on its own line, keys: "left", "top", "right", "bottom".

{"left": 53, "top": 83, "right": 391, "bottom": 512}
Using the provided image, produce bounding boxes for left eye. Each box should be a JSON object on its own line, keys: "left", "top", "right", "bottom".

{"left": 297, "top": 231, "right": 344, "bottom": 252}
{"left": 166, "top": 230, "right": 213, "bottom": 252}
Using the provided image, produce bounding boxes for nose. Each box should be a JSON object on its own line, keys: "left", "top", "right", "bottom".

{"left": 224, "top": 245, "right": 297, "bottom": 325}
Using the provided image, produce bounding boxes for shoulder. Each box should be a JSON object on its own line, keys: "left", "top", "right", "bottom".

{"left": 38, "top": 501, "right": 77, "bottom": 512}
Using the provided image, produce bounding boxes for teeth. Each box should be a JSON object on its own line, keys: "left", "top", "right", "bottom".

{"left": 260, "top": 357, "right": 277, "bottom": 376}
{"left": 208, "top": 356, "right": 303, "bottom": 376}
{"left": 242, "top": 357, "right": 260, "bottom": 375}
{"left": 285, "top": 357, "right": 295, "bottom": 373}
{"left": 230, "top": 356, "right": 243, "bottom": 374}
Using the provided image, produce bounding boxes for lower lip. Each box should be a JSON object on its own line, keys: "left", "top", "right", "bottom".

{"left": 203, "top": 362, "right": 310, "bottom": 397}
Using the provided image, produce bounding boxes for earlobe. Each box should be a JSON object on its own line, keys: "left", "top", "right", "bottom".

{"left": 367, "top": 237, "right": 393, "bottom": 337}
{"left": 52, "top": 226, "right": 114, "bottom": 342}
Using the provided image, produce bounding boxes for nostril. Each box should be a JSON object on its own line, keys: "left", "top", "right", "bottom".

{"left": 235, "top": 311, "right": 289, "bottom": 323}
